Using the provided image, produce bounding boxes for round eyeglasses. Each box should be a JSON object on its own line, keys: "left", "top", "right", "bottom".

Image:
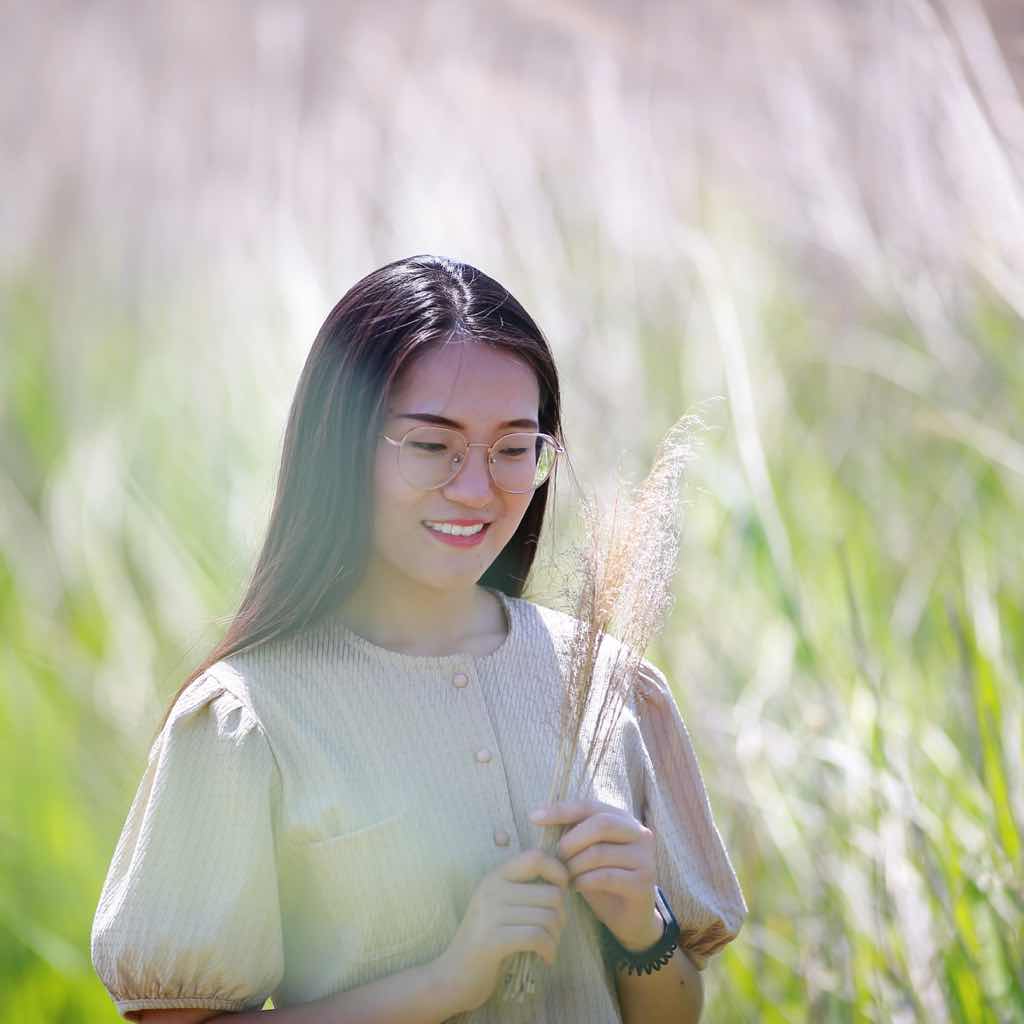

{"left": 379, "top": 425, "right": 564, "bottom": 493}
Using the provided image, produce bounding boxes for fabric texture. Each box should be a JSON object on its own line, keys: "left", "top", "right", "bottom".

{"left": 91, "top": 587, "right": 748, "bottom": 1022}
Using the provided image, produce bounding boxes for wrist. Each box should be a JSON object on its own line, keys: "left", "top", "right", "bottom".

{"left": 601, "top": 885, "right": 683, "bottom": 979}
{"left": 614, "top": 907, "right": 666, "bottom": 953}
{"left": 423, "top": 952, "right": 469, "bottom": 1020}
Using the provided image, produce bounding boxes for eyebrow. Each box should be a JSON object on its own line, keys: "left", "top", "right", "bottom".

{"left": 394, "top": 412, "right": 540, "bottom": 431}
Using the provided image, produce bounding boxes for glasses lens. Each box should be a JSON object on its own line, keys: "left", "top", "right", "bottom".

{"left": 490, "top": 433, "right": 559, "bottom": 492}
{"left": 398, "top": 426, "right": 467, "bottom": 489}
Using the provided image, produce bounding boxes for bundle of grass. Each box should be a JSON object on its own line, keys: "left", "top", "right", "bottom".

{"left": 501, "top": 406, "right": 713, "bottom": 1006}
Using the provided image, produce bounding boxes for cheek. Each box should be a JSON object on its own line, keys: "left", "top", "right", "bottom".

{"left": 371, "top": 454, "right": 420, "bottom": 529}
{"left": 372, "top": 453, "right": 395, "bottom": 503}
{"left": 503, "top": 493, "right": 535, "bottom": 533}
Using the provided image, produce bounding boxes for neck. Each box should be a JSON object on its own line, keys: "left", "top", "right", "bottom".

{"left": 334, "top": 572, "right": 505, "bottom": 657}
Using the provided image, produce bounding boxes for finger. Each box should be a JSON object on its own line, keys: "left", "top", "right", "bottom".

{"left": 501, "top": 902, "right": 567, "bottom": 938}
{"left": 572, "top": 866, "right": 641, "bottom": 895}
{"left": 497, "top": 924, "right": 559, "bottom": 967}
{"left": 499, "top": 878, "right": 568, "bottom": 911}
{"left": 529, "top": 798, "right": 619, "bottom": 826}
{"left": 564, "top": 841, "right": 648, "bottom": 882}
{"left": 500, "top": 847, "right": 570, "bottom": 889}
{"left": 557, "top": 811, "right": 642, "bottom": 861}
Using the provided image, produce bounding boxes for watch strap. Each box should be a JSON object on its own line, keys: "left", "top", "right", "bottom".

{"left": 599, "top": 884, "right": 682, "bottom": 976}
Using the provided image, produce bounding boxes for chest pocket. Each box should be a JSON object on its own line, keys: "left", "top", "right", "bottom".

{"left": 283, "top": 806, "right": 452, "bottom": 967}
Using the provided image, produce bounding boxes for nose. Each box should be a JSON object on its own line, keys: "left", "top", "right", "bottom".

{"left": 442, "top": 443, "right": 497, "bottom": 506}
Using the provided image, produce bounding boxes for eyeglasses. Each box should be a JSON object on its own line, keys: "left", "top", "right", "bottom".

{"left": 379, "top": 425, "right": 564, "bottom": 493}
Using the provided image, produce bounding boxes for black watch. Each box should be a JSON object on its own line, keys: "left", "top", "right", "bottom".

{"left": 599, "top": 885, "right": 682, "bottom": 976}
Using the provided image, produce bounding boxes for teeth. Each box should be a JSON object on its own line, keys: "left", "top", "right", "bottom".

{"left": 425, "top": 521, "right": 485, "bottom": 536}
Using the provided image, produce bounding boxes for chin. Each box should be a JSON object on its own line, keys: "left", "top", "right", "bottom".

{"left": 401, "top": 563, "right": 483, "bottom": 592}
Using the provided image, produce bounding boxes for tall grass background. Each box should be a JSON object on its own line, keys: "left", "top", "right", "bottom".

{"left": 2, "top": 2, "right": 1021, "bottom": 1021}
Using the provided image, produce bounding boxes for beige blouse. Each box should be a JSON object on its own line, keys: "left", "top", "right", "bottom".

{"left": 90, "top": 587, "right": 747, "bottom": 1022}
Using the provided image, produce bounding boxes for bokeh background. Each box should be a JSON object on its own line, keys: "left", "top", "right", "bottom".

{"left": 3, "top": 1, "right": 1023, "bottom": 1021}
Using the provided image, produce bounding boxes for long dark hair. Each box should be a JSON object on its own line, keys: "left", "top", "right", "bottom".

{"left": 152, "top": 254, "right": 568, "bottom": 740}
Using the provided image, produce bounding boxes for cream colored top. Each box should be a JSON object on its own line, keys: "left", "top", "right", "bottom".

{"left": 91, "top": 587, "right": 747, "bottom": 1022}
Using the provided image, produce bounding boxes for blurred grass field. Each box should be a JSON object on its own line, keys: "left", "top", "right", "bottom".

{"left": 3, "top": 2, "right": 1023, "bottom": 1022}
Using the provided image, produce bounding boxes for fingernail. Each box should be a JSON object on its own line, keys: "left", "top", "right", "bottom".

{"left": 529, "top": 807, "right": 548, "bottom": 822}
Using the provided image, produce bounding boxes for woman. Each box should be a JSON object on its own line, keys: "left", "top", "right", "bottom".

{"left": 90, "top": 255, "right": 747, "bottom": 1023}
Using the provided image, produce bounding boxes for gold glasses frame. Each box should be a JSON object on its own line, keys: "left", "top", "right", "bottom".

{"left": 379, "top": 425, "right": 565, "bottom": 493}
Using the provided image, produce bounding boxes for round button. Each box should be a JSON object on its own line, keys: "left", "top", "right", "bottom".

{"left": 475, "top": 748, "right": 492, "bottom": 764}
{"left": 493, "top": 828, "right": 511, "bottom": 846}
{"left": 453, "top": 672, "right": 469, "bottom": 688}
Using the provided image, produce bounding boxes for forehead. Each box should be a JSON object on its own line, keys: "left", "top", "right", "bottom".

{"left": 388, "top": 342, "right": 540, "bottom": 419}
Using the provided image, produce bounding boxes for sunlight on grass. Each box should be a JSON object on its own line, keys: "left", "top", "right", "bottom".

{"left": 3, "top": 2, "right": 1023, "bottom": 1021}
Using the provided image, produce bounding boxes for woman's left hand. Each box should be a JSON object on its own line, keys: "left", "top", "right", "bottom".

{"left": 528, "top": 799, "right": 662, "bottom": 949}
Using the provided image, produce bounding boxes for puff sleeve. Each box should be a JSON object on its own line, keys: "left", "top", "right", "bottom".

{"left": 90, "top": 671, "right": 285, "bottom": 1020}
{"left": 632, "top": 658, "right": 748, "bottom": 970}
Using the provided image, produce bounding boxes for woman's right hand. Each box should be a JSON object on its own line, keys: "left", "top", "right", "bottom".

{"left": 434, "top": 847, "right": 570, "bottom": 1015}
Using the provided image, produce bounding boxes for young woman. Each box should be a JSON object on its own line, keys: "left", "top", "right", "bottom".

{"left": 90, "top": 255, "right": 747, "bottom": 1024}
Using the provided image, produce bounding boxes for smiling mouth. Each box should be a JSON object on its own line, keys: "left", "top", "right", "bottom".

{"left": 422, "top": 520, "right": 490, "bottom": 537}
{"left": 419, "top": 520, "right": 491, "bottom": 544}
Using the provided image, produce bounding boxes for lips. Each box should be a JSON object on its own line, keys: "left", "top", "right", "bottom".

{"left": 422, "top": 521, "right": 491, "bottom": 547}
{"left": 421, "top": 519, "right": 492, "bottom": 526}
{"left": 419, "top": 516, "right": 491, "bottom": 532}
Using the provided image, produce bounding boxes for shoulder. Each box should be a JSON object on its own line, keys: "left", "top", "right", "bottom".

{"left": 148, "top": 663, "right": 283, "bottom": 817}
{"left": 506, "top": 594, "right": 585, "bottom": 661}
{"left": 171, "top": 661, "right": 259, "bottom": 722}
{"left": 509, "top": 594, "right": 665, "bottom": 693}
{"left": 510, "top": 594, "right": 580, "bottom": 638}
{"left": 154, "top": 661, "right": 269, "bottom": 764}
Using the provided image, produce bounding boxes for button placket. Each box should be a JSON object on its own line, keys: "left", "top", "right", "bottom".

{"left": 452, "top": 659, "right": 520, "bottom": 854}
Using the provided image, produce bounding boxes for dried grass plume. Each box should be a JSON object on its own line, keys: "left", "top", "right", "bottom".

{"left": 501, "top": 404, "right": 715, "bottom": 1007}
